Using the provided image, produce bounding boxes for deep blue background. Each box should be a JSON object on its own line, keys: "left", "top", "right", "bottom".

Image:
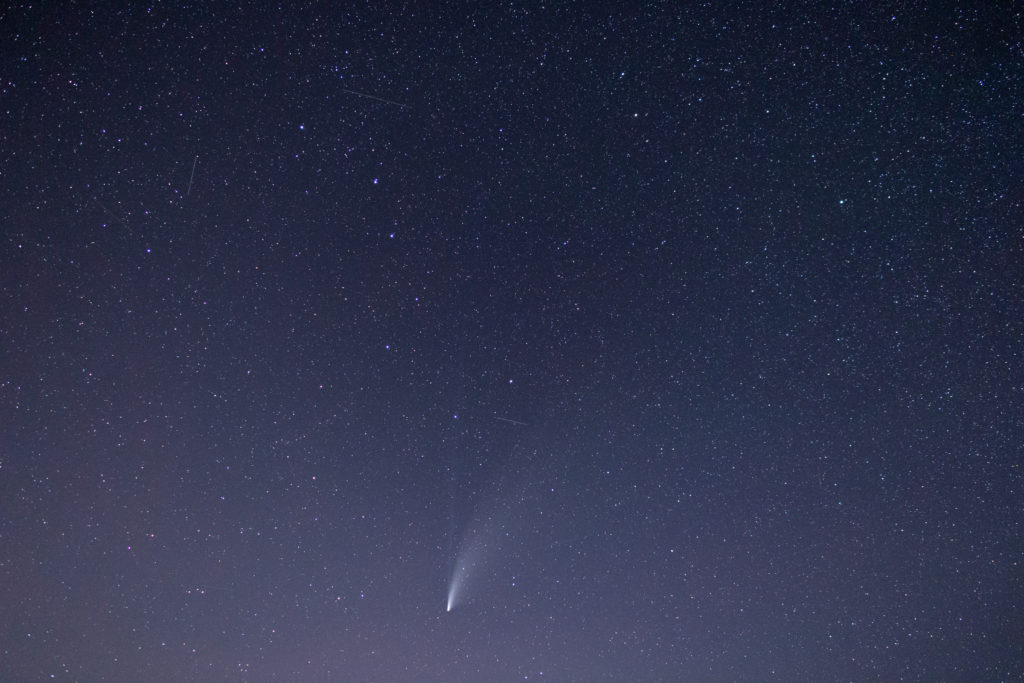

{"left": 1, "top": 2, "right": 1021, "bottom": 680}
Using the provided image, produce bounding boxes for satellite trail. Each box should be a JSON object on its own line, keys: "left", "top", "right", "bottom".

{"left": 186, "top": 155, "right": 198, "bottom": 196}
{"left": 340, "top": 88, "right": 409, "bottom": 108}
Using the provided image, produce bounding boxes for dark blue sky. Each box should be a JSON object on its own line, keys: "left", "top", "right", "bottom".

{"left": 1, "top": 2, "right": 1022, "bottom": 680}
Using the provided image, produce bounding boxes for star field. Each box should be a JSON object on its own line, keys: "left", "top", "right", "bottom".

{"left": 1, "top": 3, "right": 1022, "bottom": 680}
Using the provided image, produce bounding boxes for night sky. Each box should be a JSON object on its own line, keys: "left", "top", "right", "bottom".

{"left": 2, "top": 3, "right": 1022, "bottom": 681}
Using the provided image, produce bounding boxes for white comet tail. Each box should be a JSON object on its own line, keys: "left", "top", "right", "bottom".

{"left": 446, "top": 579, "right": 459, "bottom": 612}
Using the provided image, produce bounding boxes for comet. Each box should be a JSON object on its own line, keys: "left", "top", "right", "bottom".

{"left": 445, "top": 443, "right": 536, "bottom": 613}
{"left": 446, "top": 563, "right": 465, "bottom": 612}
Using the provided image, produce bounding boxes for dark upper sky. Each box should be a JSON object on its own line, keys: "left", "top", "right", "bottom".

{"left": 1, "top": 2, "right": 1022, "bottom": 681}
